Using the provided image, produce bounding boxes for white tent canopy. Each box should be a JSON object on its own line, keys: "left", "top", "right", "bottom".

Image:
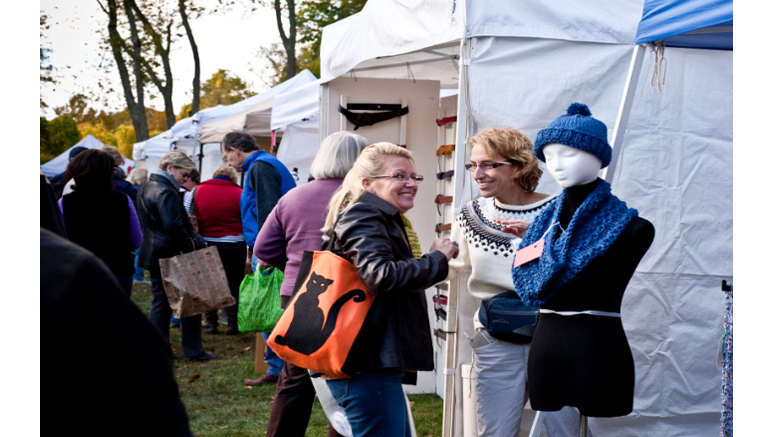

{"left": 40, "top": 135, "right": 105, "bottom": 177}
{"left": 133, "top": 70, "right": 318, "bottom": 160}
{"left": 320, "top": 1, "right": 732, "bottom": 436}
{"left": 199, "top": 98, "right": 274, "bottom": 144}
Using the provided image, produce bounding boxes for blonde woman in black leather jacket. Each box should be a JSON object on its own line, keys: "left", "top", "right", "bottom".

{"left": 321, "top": 143, "right": 458, "bottom": 437}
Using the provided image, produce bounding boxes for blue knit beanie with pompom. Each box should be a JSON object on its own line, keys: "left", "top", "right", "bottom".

{"left": 534, "top": 103, "right": 611, "bottom": 168}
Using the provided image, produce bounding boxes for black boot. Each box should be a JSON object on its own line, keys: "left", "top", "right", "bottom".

{"left": 226, "top": 304, "right": 239, "bottom": 335}
{"left": 204, "top": 311, "right": 219, "bottom": 335}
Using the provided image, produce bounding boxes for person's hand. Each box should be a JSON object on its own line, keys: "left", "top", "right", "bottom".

{"left": 430, "top": 238, "right": 459, "bottom": 261}
{"left": 492, "top": 218, "right": 529, "bottom": 238}
{"left": 257, "top": 258, "right": 272, "bottom": 271}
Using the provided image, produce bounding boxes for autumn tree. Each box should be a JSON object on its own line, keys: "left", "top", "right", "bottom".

{"left": 41, "top": 116, "right": 82, "bottom": 164}
{"left": 255, "top": 0, "right": 366, "bottom": 85}
{"left": 178, "top": 69, "right": 253, "bottom": 117}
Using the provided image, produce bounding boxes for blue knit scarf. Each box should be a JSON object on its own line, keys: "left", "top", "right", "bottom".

{"left": 512, "top": 179, "right": 638, "bottom": 307}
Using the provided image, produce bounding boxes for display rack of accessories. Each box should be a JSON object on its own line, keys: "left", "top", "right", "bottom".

{"left": 434, "top": 99, "right": 456, "bottom": 355}
{"left": 720, "top": 280, "right": 732, "bottom": 437}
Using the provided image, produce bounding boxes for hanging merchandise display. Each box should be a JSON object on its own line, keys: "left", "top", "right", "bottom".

{"left": 338, "top": 103, "right": 409, "bottom": 130}
{"left": 436, "top": 116, "right": 457, "bottom": 126}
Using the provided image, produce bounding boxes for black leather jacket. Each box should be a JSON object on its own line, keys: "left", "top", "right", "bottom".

{"left": 136, "top": 173, "right": 205, "bottom": 272}
{"left": 322, "top": 192, "right": 448, "bottom": 378}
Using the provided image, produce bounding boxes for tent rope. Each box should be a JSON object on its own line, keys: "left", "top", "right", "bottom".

{"left": 649, "top": 40, "right": 667, "bottom": 92}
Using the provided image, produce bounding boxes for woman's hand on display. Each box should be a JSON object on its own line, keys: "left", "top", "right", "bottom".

{"left": 430, "top": 238, "right": 459, "bottom": 261}
{"left": 492, "top": 218, "right": 529, "bottom": 238}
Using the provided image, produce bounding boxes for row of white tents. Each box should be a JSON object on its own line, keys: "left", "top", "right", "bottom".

{"left": 40, "top": 134, "right": 135, "bottom": 178}
{"left": 46, "top": 0, "right": 732, "bottom": 435}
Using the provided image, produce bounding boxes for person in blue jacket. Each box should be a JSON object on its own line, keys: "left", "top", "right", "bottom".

{"left": 222, "top": 131, "right": 295, "bottom": 386}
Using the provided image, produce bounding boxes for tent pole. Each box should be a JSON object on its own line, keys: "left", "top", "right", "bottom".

{"left": 603, "top": 44, "right": 646, "bottom": 183}
{"left": 442, "top": 36, "right": 471, "bottom": 437}
{"left": 197, "top": 142, "right": 204, "bottom": 175}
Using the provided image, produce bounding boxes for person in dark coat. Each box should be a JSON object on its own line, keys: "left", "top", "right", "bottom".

{"left": 59, "top": 149, "right": 142, "bottom": 297}
{"left": 136, "top": 150, "right": 214, "bottom": 362}
{"left": 50, "top": 145, "right": 88, "bottom": 198}
{"left": 41, "top": 227, "right": 193, "bottom": 436}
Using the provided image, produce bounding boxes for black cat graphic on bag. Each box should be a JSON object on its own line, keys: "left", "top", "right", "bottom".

{"left": 273, "top": 272, "right": 367, "bottom": 355}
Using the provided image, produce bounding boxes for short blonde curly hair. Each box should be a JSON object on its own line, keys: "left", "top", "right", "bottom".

{"left": 468, "top": 127, "right": 542, "bottom": 192}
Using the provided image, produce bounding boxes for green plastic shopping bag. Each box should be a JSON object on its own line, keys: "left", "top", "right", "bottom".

{"left": 237, "top": 267, "right": 285, "bottom": 333}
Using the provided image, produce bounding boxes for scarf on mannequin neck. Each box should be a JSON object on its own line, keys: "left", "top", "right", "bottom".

{"left": 512, "top": 179, "right": 638, "bottom": 307}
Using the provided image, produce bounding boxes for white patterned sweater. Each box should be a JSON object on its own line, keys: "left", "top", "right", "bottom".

{"left": 448, "top": 194, "right": 558, "bottom": 330}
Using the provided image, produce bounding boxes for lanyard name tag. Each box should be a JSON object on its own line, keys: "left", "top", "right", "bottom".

{"left": 513, "top": 238, "right": 544, "bottom": 267}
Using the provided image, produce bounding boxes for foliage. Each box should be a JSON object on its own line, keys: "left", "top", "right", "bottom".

{"left": 40, "top": 12, "right": 55, "bottom": 111}
{"left": 179, "top": 69, "right": 254, "bottom": 117}
{"left": 259, "top": 0, "right": 367, "bottom": 84}
{"left": 41, "top": 116, "right": 82, "bottom": 164}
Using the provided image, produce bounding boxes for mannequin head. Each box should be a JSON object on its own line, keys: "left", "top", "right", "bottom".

{"left": 542, "top": 143, "right": 601, "bottom": 188}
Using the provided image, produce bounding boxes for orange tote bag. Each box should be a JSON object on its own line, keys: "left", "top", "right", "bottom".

{"left": 268, "top": 250, "right": 375, "bottom": 379}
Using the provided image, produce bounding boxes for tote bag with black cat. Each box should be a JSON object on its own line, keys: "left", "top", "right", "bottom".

{"left": 267, "top": 250, "right": 375, "bottom": 379}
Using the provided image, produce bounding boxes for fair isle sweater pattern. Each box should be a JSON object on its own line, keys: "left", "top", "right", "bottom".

{"left": 457, "top": 195, "right": 559, "bottom": 259}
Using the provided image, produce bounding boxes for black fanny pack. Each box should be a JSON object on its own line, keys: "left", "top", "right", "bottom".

{"left": 478, "top": 291, "right": 539, "bottom": 343}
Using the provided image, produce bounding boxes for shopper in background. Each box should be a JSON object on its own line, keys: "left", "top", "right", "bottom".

{"left": 251, "top": 131, "right": 367, "bottom": 436}
{"left": 222, "top": 132, "right": 296, "bottom": 385}
{"left": 191, "top": 165, "right": 245, "bottom": 335}
{"left": 59, "top": 149, "right": 141, "bottom": 298}
{"left": 129, "top": 168, "right": 150, "bottom": 284}
{"left": 136, "top": 150, "right": 214, "bottom": 362}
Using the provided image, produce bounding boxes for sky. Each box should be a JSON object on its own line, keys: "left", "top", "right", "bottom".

{"left": 40, "top": 0, "right": 285, "bottom": 119}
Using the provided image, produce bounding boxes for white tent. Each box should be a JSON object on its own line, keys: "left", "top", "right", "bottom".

{"left": 41, "top": 134, "right": 135, "bottom": 178}
{"left": 41, "top": 135, "right": 105, "bottom": 177}
{"left": 319, "top": 0, "right": 732, "bottom": 436}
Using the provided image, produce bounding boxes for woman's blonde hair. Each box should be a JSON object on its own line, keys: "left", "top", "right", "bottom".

{"left": 323, "top": 142, "right": 414, "bottom": 229}
{"left": 98, "top": 145, "right": 125, "bottom": 167}
{"left": 159, "top": 150, "right": 197, "bottom": 171}
{"left": 468, "top": 127, "right": 542, "bottom": 192}
{"left": 212, "top": 165, "right": 238, "bottom": 184}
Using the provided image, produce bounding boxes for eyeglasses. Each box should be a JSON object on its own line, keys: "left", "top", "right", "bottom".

{"left": 181, "top": 172, "right": 191, "bottom": 179}
{"left": 374, "top": 173, "right": 424, "bottom": 183}
{"left": 464, "top": 160, "right": 516, "bottom": 171}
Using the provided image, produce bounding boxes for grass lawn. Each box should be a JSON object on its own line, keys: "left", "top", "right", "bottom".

{"left": 131, "top": 280, "right": 443, "bottom": 437}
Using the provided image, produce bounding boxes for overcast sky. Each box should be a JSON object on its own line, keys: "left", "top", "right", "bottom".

{"left": 40, "top": 0, "right": 285, "bottom": 119}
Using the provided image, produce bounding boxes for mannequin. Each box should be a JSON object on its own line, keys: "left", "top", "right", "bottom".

{"left": 512, "top": 103, "right": 655, "bottom": 421}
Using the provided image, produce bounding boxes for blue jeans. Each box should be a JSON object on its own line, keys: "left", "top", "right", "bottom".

{"left": 326, "top": 371, "right": 411, "bottom": 437}
{"left": 253, "top": 253, "right": 284, "bottom": 376}
{"left": 148, "top": 272, "right": 206, "bottom": 359}
{"left": 262, "top": 332, "right": 284, "bottom": 376}
{"left": 133, "top": 251, "right": 145, "bottom": 281}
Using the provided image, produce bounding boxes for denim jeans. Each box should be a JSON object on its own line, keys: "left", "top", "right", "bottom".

{"left": 133, "top": 251, "right": 145, "bottom": 281}
{"left": 148, "top": 272, "right": 206, "bottom": 359}
{"left": 326, "top": 371, "right": 412, "bottom": 437}
{"left": 253, "top": 253, "right": 284, "bottom": 376}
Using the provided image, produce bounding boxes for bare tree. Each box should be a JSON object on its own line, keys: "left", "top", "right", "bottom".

{"left": 274, "top": 0, "right": 297, "bottom": 80}
{"left": 98, "top": 0, "right": 150, "bottom": 141}
{"left": 179, "top": 0, "right": 201, "bottom": 115}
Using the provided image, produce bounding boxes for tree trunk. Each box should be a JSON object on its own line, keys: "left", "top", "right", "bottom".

{"left": 101, "top": 0, "right": 148, "bottom": 142}
{"left": 179, "top": 0, "right": 200, "bottom": 116}
{"left": 275, "top": 0, "right": 297, "bottom": 80}
{"left": 128, "top": 0, "right": 176, "bottom": 129}
{"left": 123, "top": 0, "right": 149, "bottom": 141}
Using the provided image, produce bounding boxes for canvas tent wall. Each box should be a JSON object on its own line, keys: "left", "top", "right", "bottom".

{"left": 320, "top": 0, "right": 732, "bottom": 436}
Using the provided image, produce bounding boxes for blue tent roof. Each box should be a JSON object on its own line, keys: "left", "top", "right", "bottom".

{"left": 634, "top": 0, "right": 732, "bottom": 50}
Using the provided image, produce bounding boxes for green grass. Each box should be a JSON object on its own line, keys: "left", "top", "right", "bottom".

{"left": 131, "top": 279, "right": 443, "bottom": 437}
